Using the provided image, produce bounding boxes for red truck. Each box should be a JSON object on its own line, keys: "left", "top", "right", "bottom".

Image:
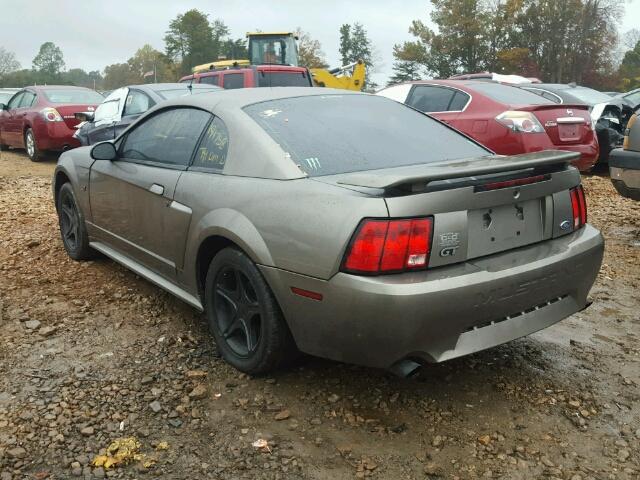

{"left": 179, "top": 65, "right": 313, "bottom": 89}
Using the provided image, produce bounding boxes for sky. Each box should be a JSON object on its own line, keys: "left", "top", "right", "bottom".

{"left": 1, "top": 0, "right": 639, "bottom": 85}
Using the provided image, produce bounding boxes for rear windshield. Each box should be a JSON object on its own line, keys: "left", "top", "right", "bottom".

{"left": 468, "top": 82, "right": 554, "bottom": 105}
{"left": 258, "top": 71, "right": 311, "bottom": 87}
{"left": 244, "top": 94, "right": 489, "bottom": 176}
{"left": 42, "top": 89, "right": 104, "bottom": 104}
{"left": 564, "top": 87, "right": 613, "bottom": 105}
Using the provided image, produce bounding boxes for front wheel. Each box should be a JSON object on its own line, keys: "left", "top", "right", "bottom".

{"left": 25, "top": 128, "right": 44, "bottom": 162}
{"left": 56, "top": 183, "right": 96, "bottom": 260}
{"left": 204, "top": 248, "right": 297, "bottom": 374}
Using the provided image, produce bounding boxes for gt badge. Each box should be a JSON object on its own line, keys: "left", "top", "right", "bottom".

{"left": 439, "top": 232, "right": 460, "bottom": 257}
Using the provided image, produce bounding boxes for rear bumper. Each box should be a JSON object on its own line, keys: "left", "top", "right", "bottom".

{"left": 609, "top": 149, "right": 640, "bottom": 200}
{"left": 33, "top": 121, "right": 80, "bottom": 151}
{"left": 261, "top": 225, "right": 604, "bottom": 369}
{"left": 555, "top": 143, "right": 599, "bottom": 171}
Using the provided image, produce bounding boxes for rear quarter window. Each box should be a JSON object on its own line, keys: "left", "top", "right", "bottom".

{"left": 244, "top": 94, "right": 489, "bottom": 177}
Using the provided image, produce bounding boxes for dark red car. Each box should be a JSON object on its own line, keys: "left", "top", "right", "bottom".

{"left": 0, "top": 86, "right": 103, "bottom": 161}
{"left": 377, "top": 80, "right": 599, "bottom": 171}
{"left": 179, "top": 65, "right": 313, "bottom": 89}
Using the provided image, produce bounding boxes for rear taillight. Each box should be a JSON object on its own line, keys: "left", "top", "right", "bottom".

{"left": 570, "top": 185, "right": 587, "bottom": 229}
{"left": 342, "top": 218, "right": 433, "bottom": 275}
{"left": 496, "top": 111, "right": 545, "bottom": 133}
{"left": 41, "top": 107, "right": 63, "bottom": 122}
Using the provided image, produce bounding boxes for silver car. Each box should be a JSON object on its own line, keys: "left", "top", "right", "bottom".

{"left": 53, "top": 88, "right": 604, "bottom": 375}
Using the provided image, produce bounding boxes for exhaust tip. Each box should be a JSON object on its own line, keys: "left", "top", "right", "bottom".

{"left": 389, "top": 359, "right": 422, "bottom": 378}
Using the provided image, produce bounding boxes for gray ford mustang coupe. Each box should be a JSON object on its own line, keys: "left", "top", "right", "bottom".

{"left": 53, "top": 87, "right": 604, "bottom": 375}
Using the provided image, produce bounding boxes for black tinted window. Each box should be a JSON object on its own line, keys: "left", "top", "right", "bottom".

{"left": 408, "top": 86, "right": 455, "bottom": 112}
{"left": 121, "top": 108, "right": 211, "bottom": 167}
{"left": 244, "top": 95, "right": 488, "bottom": 177}
{"left": 449, "top": 91, "right": 470, "bottom": 110}
{"left": 223, "top": 73, "right": 244, "bottom": 89}
{"left": 192, "top": 117, "right": 229, "bottom": 171}
{"left": 258, "top": 72, "right": 311, "bottom": 87}
{"left": 200, "top": 75, "right": 219, "bottom": 86}
{"left": 469, "top": 83, "right": 553, "bottom": 105}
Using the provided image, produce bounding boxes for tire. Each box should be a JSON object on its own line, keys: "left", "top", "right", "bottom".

{"left": 204, "top": 247, "right": 297, "bottom": 374}
{"left": 25, "top": 128, "right": 44, "bottom": 162}
{"left": 56, "top": 183, "right": 96, "bottom": 260}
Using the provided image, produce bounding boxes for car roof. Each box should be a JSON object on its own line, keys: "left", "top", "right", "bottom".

{"left": 30, "top": 85, "right": 95, "bottom": 91}
{"left": 156, "top": 86, "right": 360, "bottom": 111}
{"left": 131, "top": 83, "right": 220, "bottom": 92}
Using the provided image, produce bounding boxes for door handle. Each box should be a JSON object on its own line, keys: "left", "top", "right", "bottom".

{"left": 149, "top": 184, "right": 164, "bottom": 195}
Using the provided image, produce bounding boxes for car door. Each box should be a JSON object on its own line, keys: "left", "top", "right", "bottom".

{"left": 1, "top": 91, "right": 25, "bottom": 146}
{"left": 88, "top": 107, "right": 211, "bottom": 280}
{"left": 116, "top": 89, "right": 156, "bottom": 137}
{"left": 406, "top": 85, "right": 468, "bottom": 127}
{"left": 87, "top": 88, "right": 127, "bottom": 144}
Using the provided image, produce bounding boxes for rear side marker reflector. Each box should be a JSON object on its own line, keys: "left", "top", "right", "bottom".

{"left": 342, "top": 217, "right": 434, "bottom": 275}
{"left": 475, "top": 174, "right": 549, "bottom": 192}
{"left": 290, "top": 287, "right": 323, "bottom": 301}
{"left": 570, "top": 185, "right": 587, "bottom": 229}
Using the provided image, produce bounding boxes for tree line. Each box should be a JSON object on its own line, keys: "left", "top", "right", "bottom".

{"left": 390, "top": 0, "right": 639, "bottom": 90}
{"left": 0, "top": 3, "right": 638, "bottom": 92}
{"left": 0, "top": 8, "right": 376, "bottom": 91}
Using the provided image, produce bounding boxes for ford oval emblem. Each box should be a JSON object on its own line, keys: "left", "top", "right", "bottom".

{"left": 560, "top": 220, "right": 571, "bottom": 231}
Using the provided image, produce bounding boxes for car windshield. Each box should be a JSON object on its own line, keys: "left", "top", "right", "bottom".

{"left": 42, "top": 89, "right": 104, "bottom": 104}
{"left": 157, "top": 87, "right": 218, "bottom": 100}
{"left": 566, "top": 87, "right": 618, "bottom": 104}
{"left": 258, "top": 71, "right": 310, "bottom": 87}
{"left": 244, "top": 94, "right": 490, "bottom": 177}
{"left": 467, "top": 82, "right": 554, "bottom": 105}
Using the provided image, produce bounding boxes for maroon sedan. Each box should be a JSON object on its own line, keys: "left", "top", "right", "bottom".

{"left": 377, "top": 80, "right": 599, "bottom": 172}
{"left": 0, "top": 86, "right": 103, "bottom": 161}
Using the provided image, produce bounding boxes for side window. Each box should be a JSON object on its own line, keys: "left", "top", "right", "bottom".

{"left": 200, "top": 74, "right": 219, "bottom": 86}
{"left": 19, "top": 92, "right": 36, "bottom": 108}
{"left": 407, "top": 86, "right": 456, "bottom": 113}
{"left": 120, "top": 108, "right": 211, "bottom": 167}
{"left": 223, "top": 73, "right": 244, "bottom": 89}
{"left": 448, "top": 91, "right": 470, "bottom": 111}
{"left": 192, "top": 117, "right": 229, "bottom": 171}
{"left": 124, "top": 90, "right": 154, "bottom": 116}
{"left": 7, "top": 92, "right": 24, "bottom": 109}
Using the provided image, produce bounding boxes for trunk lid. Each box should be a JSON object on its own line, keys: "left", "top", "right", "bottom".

{"left": 55, "top": 104, "right": 98, "bottom": 129}
{"left": 518, "top": 104, "right": 593, "bottom": 145}
{"left": 321, "top": 150, "right": 581, "bottom": 268}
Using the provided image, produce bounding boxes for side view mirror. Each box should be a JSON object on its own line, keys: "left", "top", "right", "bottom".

{"left": 90, "top": 141, "right": 117, "bottom": 161}
{"left": 0, "top": 103, "right": 6, "bottom": 111}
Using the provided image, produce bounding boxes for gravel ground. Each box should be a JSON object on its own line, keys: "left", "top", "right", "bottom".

{"left": 0, "top": 150, "right": 638, "bottom": 480}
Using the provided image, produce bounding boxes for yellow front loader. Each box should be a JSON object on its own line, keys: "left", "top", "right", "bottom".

{"left": 310, "top": 60, "right": 366, "bottom": 91}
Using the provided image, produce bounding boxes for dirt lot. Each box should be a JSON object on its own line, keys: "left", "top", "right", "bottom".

{"left": 0, "top": 149, "right": 638, "bottom": 480}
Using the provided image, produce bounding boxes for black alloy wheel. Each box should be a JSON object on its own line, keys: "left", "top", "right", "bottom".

{"left": 204, "top": 247, "right": 297, "bottom": 374}
{"left": 213, "top": 265, "right": 262, "bottom": 358}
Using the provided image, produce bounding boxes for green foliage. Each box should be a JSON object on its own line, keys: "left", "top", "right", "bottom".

{"left": 392, "top": 0, "right": 625, "bottom": 89}
{"left": 164, "top": 9, "right": 238, "bottom": 75}
{"left": 0, "top": 47, "right": 21, "bottom": 77}
{"left": 295, "top": 29, "right": 328, "bottom": 69}
{"left": 339, "top": 23, "right": 374, "bottom": 67}
{"left": 32, "top": 42, "right": 65, "bottom": 80}
{"left": 618, "top": 40, "right": 640, "bottom": 90}
{"left": 103, "top": 45, "right": 174, "bottom": 89}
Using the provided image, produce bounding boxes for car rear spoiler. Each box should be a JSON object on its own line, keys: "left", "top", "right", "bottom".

{"left": 336, "top": 150, "right": 578, "bottom": 190}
